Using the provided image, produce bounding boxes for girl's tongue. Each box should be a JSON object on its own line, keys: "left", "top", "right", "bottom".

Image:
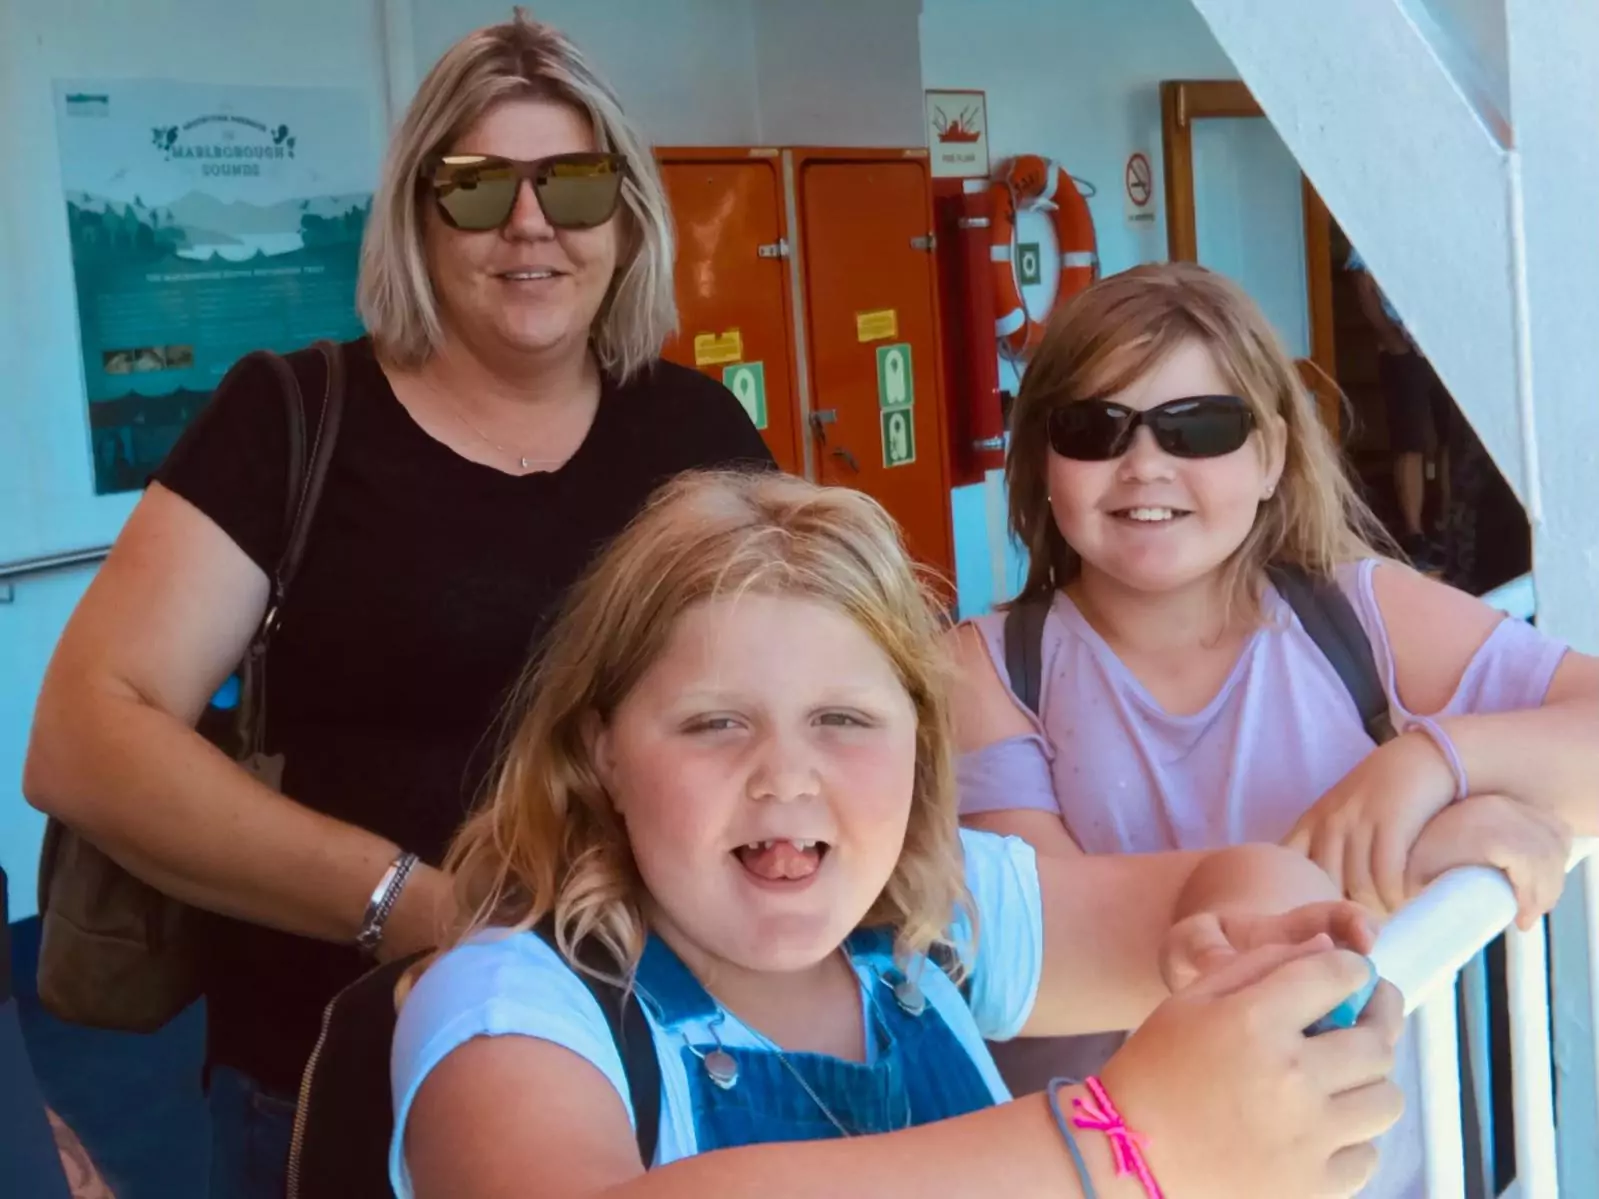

{"left": 735, "top": 839, "right": 824, "bottom": 881}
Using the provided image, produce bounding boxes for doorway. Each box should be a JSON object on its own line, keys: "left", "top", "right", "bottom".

{"left": 1160, "top": 80, "right": 1339, "bottom": 435}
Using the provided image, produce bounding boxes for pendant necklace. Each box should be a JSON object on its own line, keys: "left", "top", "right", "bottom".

{"left": 684, "top": 959, "right": 917, "bottom": 1137}
{"left": 425, "top": 378, "right": 566, "bottom": 472}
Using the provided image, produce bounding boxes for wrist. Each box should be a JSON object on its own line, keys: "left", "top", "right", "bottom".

{"left": 1049, "top": 1075, "right": 1168, "bottom": 1199}
{"left": 1401, "top": 717, "right": 1469, "bottom": 802}
{"left": 385, "top": 863, "right": 453, "bottom": 961}
{"left": 355, "top": 850, "right": 419, "bottom": 958}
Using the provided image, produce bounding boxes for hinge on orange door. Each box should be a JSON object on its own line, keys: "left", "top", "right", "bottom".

{"left": 911, "top": 234, "right": 936, "bottom": 251}
{"left": 757, "top": 238, "right": 790, "bottom": 259}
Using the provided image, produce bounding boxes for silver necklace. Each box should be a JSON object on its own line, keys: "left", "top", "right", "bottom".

{"left": 684, "top": 961, "right": 917, "bottom": 1138}
{"left": 428, "top": 382, "right": 566, "bottom": 472}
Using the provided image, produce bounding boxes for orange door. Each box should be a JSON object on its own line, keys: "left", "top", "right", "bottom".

{"left": 796, "top": 155, "right": 954, "bottom": 578}
{"left": 658, "top": 155, "right": 803, "bottom": 474}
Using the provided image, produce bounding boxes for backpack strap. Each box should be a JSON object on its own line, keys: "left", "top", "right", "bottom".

{"left": 1265, "top": 563, "right": 1397, "bottom": 745}
{"left": 1267, "top": 563, "right": 1487, "bottom": 1197}
{"left": 1002, "top": 596, "right": 1052, "bottom": 716}
{"left": 556, "top": 929, "right": 663, "bottom": 1168}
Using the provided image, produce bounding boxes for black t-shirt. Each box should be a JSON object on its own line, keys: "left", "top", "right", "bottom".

{"left": 155, "top": 337, "right": 773, "bottom": 1091}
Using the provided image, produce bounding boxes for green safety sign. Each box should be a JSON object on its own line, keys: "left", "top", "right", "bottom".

{"left": 722, "top": 362, "right": 768, "bottom": 430}
{"left": 875, "top": 343, "right": 914, "bottom": 410}
{"left": 881, "top": 406, "right": 916, "bottom": 468}
{"left": 1017, "top": 240, "right": 1043, "bottom": 287}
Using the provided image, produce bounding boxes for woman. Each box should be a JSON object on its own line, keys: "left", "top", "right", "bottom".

{"left": 947, "top": 263, "right": 1591, "bottom": 1197}
{"left": 24, "top": 15, "right": 771, "bottom": 1198}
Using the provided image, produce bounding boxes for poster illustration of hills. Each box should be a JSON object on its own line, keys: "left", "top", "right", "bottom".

{"left": 54, "top": 80, "right": 375, "bottom": 494}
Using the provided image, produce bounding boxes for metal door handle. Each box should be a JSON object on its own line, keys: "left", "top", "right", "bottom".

{"left": 809, "top": 409, "right": 838, "bottom": 443}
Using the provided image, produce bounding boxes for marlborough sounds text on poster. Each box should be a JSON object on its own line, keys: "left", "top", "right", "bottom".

{"left": 53, "top": 80, "right": 375, "bottom": 494}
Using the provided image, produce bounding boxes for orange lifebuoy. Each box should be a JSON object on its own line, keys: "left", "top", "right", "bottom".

{"left": 990, "top": 154, "right": 1099, "bottom": 359}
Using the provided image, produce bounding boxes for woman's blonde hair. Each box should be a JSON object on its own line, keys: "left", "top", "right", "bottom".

{"left": 1007, "top": 262, "right": 1388, "bottom": 612}
{"left": 443, "top": 470, "right": 969, "bottom": 979}
{"left": 357, "top": 11, "right": 676, "bottom": 380}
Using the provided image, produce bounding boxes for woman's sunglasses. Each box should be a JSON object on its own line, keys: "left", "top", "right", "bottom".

{"left": 1047, "top": 394, "right": 1256, "bottom": 461}
{"left": 423, "top": 152, "right": 626, "bottom": 232}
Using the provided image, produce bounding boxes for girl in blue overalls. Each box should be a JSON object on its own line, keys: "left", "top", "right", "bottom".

{"left": 389, "top": 470, "right": 1404, "bottom": 1199}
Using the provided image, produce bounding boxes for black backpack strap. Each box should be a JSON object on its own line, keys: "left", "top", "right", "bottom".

{"left": 1002, "top": 597, "right": 1052, "bottom": 716}
{"left": 560, "top": 931, "right": 662, "bottom": 1168}
{"left": 1268, "top": 562, "right": 1487, "bottom": 1197}
{"left": 1266, "top": 563, "right": 1397, "bottom": 745}
{"left": 928, "top": 940, "right": 973, "bottom": 1003}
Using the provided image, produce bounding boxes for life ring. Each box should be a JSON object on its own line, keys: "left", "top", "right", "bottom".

{"left": 990, "top": 154, "right": 1099, "bottom": 359}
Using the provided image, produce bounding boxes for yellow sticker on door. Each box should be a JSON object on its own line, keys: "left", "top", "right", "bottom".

{"left": 856, "top": 309, "right": 899, "bottom": 343}
{"left": 694, "top": 330, "right": 744, "bottom": 366}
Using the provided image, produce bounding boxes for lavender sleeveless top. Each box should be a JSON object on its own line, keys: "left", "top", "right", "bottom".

{"left": 958, "top": 559, "right": 1568, "bottom": 1199}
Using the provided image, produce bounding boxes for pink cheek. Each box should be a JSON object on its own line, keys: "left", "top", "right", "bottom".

{"left": 826, "top": 746, "right": 917, "bottom": 813}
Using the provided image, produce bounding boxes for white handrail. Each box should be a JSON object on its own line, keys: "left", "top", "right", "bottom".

{"left": 1371, "top": 839, "right": 1596, "bottom": 1198}
{"left": 1371, "top": 840, "right": 1597, "bottom": 1011}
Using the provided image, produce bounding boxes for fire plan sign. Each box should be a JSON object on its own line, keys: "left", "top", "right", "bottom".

{"left": 925, "top": 89, "right": 988, "bottom": 179}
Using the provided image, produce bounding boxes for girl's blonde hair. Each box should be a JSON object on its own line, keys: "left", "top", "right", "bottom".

{"left": 357, "top": 11, "right": 676, "bottom": 380}
{"left": 1006, "top": 262, "right": 1388, "bottom": 611}
{"left": 443, "top": 470, "right": 969, "bottom": 978}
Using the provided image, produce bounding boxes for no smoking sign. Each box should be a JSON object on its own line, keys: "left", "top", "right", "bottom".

{"left": 1124, "top": 150, "right": 1156, "bottom": 227}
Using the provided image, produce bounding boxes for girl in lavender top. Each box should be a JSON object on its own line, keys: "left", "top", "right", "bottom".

{"left": 949, "top": 262, "right": 1599, "bottom": 1199}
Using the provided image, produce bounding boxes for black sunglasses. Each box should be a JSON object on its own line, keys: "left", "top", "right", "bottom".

{"left": 1047, "top": 394, "right": 1256, "bottom": 461}
{"left": 423, "top": 152, "right": 626, "bottom": 232}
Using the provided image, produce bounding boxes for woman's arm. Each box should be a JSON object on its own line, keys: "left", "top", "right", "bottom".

{"left": 23, "top": 484, "right": 447, "bottom": 959}
{"left": 1376, "top": 562, "right": 1599, "bottom": 834}
{"left": 947, "top": 622, "right": 1081, "bottom": 856}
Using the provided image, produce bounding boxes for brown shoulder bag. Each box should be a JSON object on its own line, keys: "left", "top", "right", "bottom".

{"left": 34, "top": 340, "right": 346, "bottom": 1032}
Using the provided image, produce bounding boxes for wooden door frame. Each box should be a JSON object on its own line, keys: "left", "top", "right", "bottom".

{"left": 1160, "top": 80, "right": 1340, "bottom": 434}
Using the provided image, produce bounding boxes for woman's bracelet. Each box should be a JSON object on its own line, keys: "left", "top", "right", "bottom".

{"left": 356, "top": 851, "right": 420, "bottom": 958}
{"left": 1404, "top": 715, "right": 1470, "bottom": 801}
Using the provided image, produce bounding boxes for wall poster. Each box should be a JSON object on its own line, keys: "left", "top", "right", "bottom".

{"left": 53, "top": 80, "right": 375, "bottom": 494}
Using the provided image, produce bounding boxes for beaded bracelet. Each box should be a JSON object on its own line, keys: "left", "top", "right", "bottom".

{"left": 1405, "top": 715, "right": 1470, "bottom": 801}
{"left": 1046, "top": 1078, "right": 1097, "bottom": 1198}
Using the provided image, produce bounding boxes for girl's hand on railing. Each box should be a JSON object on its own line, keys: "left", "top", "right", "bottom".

{"left": 1161, "top": 899, "right": 1379, "bottom": 992}
{"left": 1404, "top": 794, "right": 1573, "bottom": 930}
{"left": 1104, "top": 939, "right": 1406, "bottom": 1198}
{"left": 1284, "top": 730, "right": 1461, "bottom": 914}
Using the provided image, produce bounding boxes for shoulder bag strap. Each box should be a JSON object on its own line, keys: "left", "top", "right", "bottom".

{"left": 1265, "top": 563, "right": 1397, "bottom": 746}
{"left": 1002, "top": 597, "right": 1052, "bottom": 716}
{"left": 235, "top": 341, "right": 347, "bottom": 760}
{"left": 275, "top": 340, "right": 347, "bottom": 602}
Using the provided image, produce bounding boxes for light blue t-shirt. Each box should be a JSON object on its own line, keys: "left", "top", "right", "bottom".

{"left": 388, "top": 829, "right": 1043, "bottom": 1196}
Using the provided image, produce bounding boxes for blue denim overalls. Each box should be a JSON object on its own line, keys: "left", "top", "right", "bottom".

{"left": 634, "top": 928, "right": 997, "bottom": 1151}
